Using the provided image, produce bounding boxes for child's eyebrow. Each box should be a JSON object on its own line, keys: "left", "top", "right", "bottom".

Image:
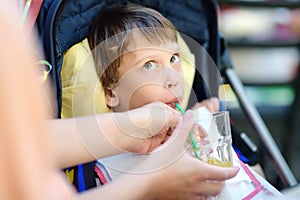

{"left": 126, "top": 44, "right": 180, "bottom": 66}
{"left": 132, "top": 53, "right": 157, "bottom": 66}
{"left": 132, "top": 47, "right": 181, "bottom": 66}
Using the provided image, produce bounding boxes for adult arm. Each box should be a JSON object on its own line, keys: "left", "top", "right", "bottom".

{"left": 49, "top": 102, "right": 181, "bottom": 168}
{"left": 50, "top": 97, "right": 218, "bottom": 169}
{"left": 0, "top": 4, "right": 75, "bottom": 199}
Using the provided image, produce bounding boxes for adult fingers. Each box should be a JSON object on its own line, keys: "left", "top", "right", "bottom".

{"left": 145, "top": 129, "right": 171, "bottom": 153}
{"left": 137, "top": 112, "right": 194, "bottom": 172}
{"left": 163, "top": 110, "right": 194, "bottom": 147}
{"left": 200, "top": 161, "right": 240, "bottom": 181}
{"left": 195, "top": 181, "right": 225, "bottom": 197}
{"left": 153, "top": 110, "right": 193, "bottom": 153}
{"left": 143, "top": 102, "right": 181, "bottom": 137}
{"left": 161, "top": 102, "right": 182, "bottom": 127}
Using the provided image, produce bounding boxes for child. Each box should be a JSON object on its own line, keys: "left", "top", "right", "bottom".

{"left": 87, "top": 0, "right": 229, "bottom": 184}
{"left": 60, "top": 2, "right": 238, "bottom": 196}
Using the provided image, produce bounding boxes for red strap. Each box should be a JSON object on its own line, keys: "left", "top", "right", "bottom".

{"left": 94, "top": 165, "right": 107, "bottom": 184}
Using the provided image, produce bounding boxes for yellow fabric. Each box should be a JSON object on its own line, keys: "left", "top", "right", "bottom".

{"left": 61, "top": 39, "right": 110, "bottom": 118}
{"left": 61, "top": 35, "right": 195, "bottom": 118}
{"left": 65, "top": 169, "right": 74, "bottom": 183}
{"left": 179, "top": 34, "right": 196, "bottom": 109}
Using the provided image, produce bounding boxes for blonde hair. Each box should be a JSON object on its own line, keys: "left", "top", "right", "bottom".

{"left": 88, "top": 5, "right": 177, "bottom": 95}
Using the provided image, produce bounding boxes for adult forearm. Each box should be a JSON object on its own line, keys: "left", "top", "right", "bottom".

{"left": 48, "top": 114, "right": 125, "bottom": 169}
{"left": 77, "top": 173, "right": 156, "bottom": 200}
{"left": 49, "top": 103, "right": 181, "bottom": 169}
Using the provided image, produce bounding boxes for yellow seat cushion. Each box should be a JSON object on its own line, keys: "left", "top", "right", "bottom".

{"left": 61, "top": 35, "right": 195, "bottom": 118}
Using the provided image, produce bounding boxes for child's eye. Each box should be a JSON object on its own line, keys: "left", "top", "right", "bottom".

{"left": 170, "top": 54, "right": 180, "bottom": 63}
{"left": 143, "top": 61, "right": 157, "bottom": 70}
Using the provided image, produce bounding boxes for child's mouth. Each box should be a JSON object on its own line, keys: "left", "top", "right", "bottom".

{"left": 166, "top": 102, "right": 176, "bottom": 109}
{"left": 166, "top": 100, "right": 180, "bottom": 110}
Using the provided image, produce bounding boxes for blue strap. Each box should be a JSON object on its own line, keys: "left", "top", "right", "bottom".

{"left": 77, "top": 164, "right": 86, "bottom": 192}
{"left": 219, "top": 100, "right": 226, "bottom": 112}
{"left": 233, "top": 145, "right": 249, "bottom": 163}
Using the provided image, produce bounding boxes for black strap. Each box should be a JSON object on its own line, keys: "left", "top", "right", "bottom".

{"left": 83, "top": 162, "right": 97, "bottom": 190}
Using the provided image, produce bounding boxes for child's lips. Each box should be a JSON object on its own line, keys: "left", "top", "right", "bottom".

{"left": 166, "top": 100, "right": 180, "bottom": 109}
{"left": 167, "top": 102, "right": 176, "bottom": 109}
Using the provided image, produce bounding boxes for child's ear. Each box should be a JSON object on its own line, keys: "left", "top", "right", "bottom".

{"left": 105, "top": 89, "right": 119, "bottom": 108}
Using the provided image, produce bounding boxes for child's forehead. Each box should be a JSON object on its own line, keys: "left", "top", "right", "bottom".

{"left": 124, "top": 37, "right": 180, "bottom": 54}
{"left": 124, "top": 45, "right": 180, "bottom": 57}
{"left": 124, "top": 29, "right": 178, "bottom": 51}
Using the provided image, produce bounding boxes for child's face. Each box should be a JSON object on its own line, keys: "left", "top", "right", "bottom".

{"left": 106, "top": 39, "right": 184, "bottom": 112}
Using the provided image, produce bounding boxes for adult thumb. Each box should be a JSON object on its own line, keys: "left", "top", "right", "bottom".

{"left": 127, "top": 110, "right": 194, "bottom": 173}
{"left": 162, "top": 110, "right": 194, "bottom": 149}
{"left": 175, "top": 110, "right": 194, "bottom": 144}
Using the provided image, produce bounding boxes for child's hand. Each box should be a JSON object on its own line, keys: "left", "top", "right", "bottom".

{"left": 191, "top": 123, "right": 209, "bottom": 145}
{"left": 189, "top": 97, "right": 219, "bottom": 146}
{"left": 190, "top": 97, "right": 220, "bottom": 112}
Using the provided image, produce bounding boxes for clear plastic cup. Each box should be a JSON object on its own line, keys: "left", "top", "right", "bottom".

{"left": 189, "top": 110, "right": 233, "bottom": 167}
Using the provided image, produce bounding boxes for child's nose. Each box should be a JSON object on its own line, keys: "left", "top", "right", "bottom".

{"left": 164, "top": 68, "right": 179, "bottom": 89}
{"left": 165, "top": 79, "right": 178, "bottom": 89}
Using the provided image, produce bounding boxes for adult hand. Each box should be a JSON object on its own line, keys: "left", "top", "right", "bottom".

{"left": 151, "top": 154, "right": 239, "bottom": 199}
{"left": 134, "top": 111, "right": 239, "bottom": 199}
{"left": 109, "top": 101, "right": 181, "bottom": 153}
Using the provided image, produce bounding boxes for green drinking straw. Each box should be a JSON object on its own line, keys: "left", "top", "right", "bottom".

{"left": 174, "top": 102, "right": 200, "bottom": 159}
{"left": 20, "top": 0, "right": 32, "bottom": 27}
